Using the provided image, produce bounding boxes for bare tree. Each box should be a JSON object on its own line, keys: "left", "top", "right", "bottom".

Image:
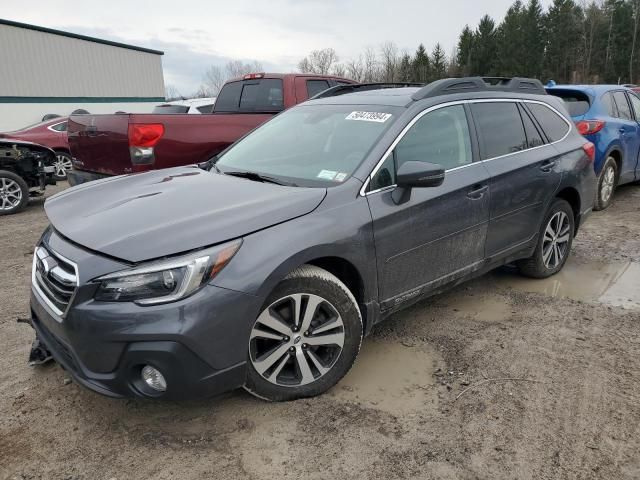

{"left": 200, "top": 65, "right": 226, "bottom": 96}
{"left": 345, "top": 56, "right": 365, "bottom": 82}
{"left": 332, "top": 63, "right": 346, "bottom": 78}
{"left": 363, "top": 46, "right": 380, "bottom": 82}
{"left": 298, "top": 48, "right": 339, "bottom": 74}
{"left": 379, "top": 42, "right": 400, "bottom": 82}
{"left": 226, "top": 60, "right": 264, "bottom": 78}
{"left": 164, "top": 84, "right": 182, "bottom": 101}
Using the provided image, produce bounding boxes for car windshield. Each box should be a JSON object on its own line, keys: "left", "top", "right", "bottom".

{"left": 216, "top": 104, "right": 402, "bottom": 187}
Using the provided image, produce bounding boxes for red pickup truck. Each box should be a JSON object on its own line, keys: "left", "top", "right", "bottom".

{"left": 67, "top": 73, "right": 354, "bottom": 185}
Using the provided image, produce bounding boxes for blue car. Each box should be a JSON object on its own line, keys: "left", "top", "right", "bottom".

{"left": 547, "top": 85, "right": 640, "bottom": 210}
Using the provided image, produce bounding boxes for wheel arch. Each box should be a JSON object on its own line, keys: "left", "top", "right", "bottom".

{"left": 555, "top": 186, "right": 581, "bottom": 234}
{"left": 255, "top": 249, "right": 373, "bottom": 333}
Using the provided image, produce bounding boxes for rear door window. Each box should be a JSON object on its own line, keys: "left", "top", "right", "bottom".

{"left": 518, "top": 105, "right": 545, "bottom": 148}
{"left": 214, "top": 79, "right": 284, "bottom": 113}
{"left": 613, "top": 91, "right": 633, "bottom": 120}
{"left": 526, "top": 103, "right": 570, "bottom": 143}
{"left": 306, "top": 80, "right": 331, "bottom": 97}
{"left": 471, "top": 102, "right": 528, "bottom": 159}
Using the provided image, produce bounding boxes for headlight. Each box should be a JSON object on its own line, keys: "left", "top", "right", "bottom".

{"left": 94, "top": 240, "right": 241, "bottom": 305}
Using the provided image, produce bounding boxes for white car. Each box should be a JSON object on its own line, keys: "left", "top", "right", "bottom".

{"left": 152, "top": 97, "right": 217, "bottom": 114}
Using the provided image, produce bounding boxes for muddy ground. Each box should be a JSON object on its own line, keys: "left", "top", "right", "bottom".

{"left": 1, "top": 183, "right": 639, "bottom": 480}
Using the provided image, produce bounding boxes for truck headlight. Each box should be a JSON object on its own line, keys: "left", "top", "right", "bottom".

{"left": 94, "top": 240, "right": 241, "bottom": 305}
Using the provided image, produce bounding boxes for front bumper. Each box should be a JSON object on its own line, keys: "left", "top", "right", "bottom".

{"left": 30, "top": 280, "right": 261, "bottom": 400}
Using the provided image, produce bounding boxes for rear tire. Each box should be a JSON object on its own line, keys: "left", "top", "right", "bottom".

{"left": 0, "top": 170, "right": 29, "bottom": 215}
{"left": 244, "top": 265, "right": 363, "bottom": 402}
{"left": 53, "top": 152, "right": 73, "bottom": 181}
{"left": 517, "top": 199, "right": 574, "bottom": 279}
{"left": 594, "top": 157, "right": 617, "bottom": 211}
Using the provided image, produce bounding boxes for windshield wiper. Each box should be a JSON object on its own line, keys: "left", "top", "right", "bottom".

{"left": 224, "top": 171, "right": 296, "bottom": 186}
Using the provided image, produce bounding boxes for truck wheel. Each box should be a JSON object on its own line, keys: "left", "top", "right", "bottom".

{"left": 244, "top": 265, "right": 363, "bottom": 401}
{"left": 517, "top": 199, "right": 575, "bottom": 279}
{"left": 0, "top": 170, "right": 29, "bottom": 215}
{"left": 594, "top": 157, "right": 617, "bottom": 211}
{"left": 53, "top": 152, "right": 73, "bottom": 180}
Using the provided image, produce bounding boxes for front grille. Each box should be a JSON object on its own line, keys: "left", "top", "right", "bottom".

{"left": 32, "top": 246, "right": 78, "bottom": 316}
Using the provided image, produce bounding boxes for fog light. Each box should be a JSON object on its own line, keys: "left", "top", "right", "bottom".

{"left": 141, "top": 365, "right": 167, "bottom": 392}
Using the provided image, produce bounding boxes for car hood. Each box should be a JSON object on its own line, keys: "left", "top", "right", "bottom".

{"left": 45, "top": 167, "right": 327, "bottom": 263}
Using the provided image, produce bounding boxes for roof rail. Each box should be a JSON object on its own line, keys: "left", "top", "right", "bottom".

{"left": 411, "top": 76, "right": 546, "bottom": 101}
{"left": 311, "top": 82, "right": 425, "bottom": 100}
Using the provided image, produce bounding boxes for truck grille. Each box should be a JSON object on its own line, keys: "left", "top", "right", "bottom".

{"left": 32, "top": 246, "right": 79, "bottom": 316}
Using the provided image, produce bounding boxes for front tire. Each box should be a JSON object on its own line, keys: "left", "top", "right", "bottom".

{"left": 0, "top": 170, "right": 29, "bottom": 215}
{"left": 594, "top": 157, "right": 617, "bottom": 211}
{"left": 244, "top": 265, "right": 363, "bottom": 401}
{"left": 517, "top": 199, "right": 575, "bottom": 279}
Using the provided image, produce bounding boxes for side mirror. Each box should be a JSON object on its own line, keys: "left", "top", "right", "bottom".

{"left": 396, "top": 161, "right": 445, "bottom": 188}
{"left": 392, "top": 161, "right": 445, "bottom": 205}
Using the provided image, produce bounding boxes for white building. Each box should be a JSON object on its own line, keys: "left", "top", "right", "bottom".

{"left": 0, "top": 19, "right": 165, "bottom": 131}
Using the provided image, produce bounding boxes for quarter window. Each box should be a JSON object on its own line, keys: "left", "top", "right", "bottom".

{"left": 369, "top": 155, "right": 396, "bottom": 191}
{"left": 613, "top": 91, "right": 633, "bottom": 120}
{"left": 49, "top": 122, "right": 67, "bottom": 132}
{"left": 602, "top": 92, "right": 619, "bottom": 117}
{"left": 471, "top": 102, "right": 527, "bottom": 159}
{"left": 527, "top": 103, "right": 570, "bottom": 143}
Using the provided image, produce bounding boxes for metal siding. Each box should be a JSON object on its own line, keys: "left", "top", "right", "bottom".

{"left": 0, "top": 23, "right": 164, "bottom": 98}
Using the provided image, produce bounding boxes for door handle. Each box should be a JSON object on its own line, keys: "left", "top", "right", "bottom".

{"left": 467, "top": 184, "right": 488, "bottom": 199}
{"left": 540, "top": 160, "right": 556, "bottom": 172}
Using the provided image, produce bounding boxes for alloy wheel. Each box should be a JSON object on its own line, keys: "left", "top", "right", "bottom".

{"left": 600, "top": 165, "right": 615, "bottom": 204}
{"left": 249, "top": 293, "right": 345, "bottom": 387}
{"left": 55, "top": 154, "right": 73, "bottom": 178}
{"left": 0, "top": 177, "right": 23, "bottom": 211}
{"left": 542, "top": 211, "right": 570, "bottom": 269}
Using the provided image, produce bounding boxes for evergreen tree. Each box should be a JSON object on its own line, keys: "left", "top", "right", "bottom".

{"left": 398, "top": 53, "right": 413, "bottom": 82}
{"left": 412, "top": 44, "right": 431, "bottom": 82}
{"left": 457, "top": 25, "right": 475, "bottom": 76}
{"left": 472, "top": 15, "right": 499, "bottom": 75}
{"left": 523, "top": 0, "right": 546, "bottom": 78}
{"left": 431, "top": 43, "right": 448, "bottom": 80}
{"left": 497, "top": 1, "right": 525, "bottom": 76}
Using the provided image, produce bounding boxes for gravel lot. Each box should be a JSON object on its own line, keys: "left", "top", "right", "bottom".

{"left": 1, "top": 182, "right": 639, "bottom": 480}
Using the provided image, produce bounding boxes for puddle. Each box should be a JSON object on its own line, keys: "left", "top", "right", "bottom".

{"left": 330, "top": 339, "right": 439, "bottom": 415}
{"left": 493, "top": 259, "right": 640, "bottom": 310}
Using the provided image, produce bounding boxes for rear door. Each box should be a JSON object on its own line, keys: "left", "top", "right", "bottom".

{"left": 611, "top": 91, "right": 640, "bottom": 183}
{"left": 366, "top": 104, "right": 491, "bottom": 306}
{"left": 623, "top": 92, "right": 640, "bottom": 181}
{"left": 472, "top": 101, "right": 563, "bottom": 258}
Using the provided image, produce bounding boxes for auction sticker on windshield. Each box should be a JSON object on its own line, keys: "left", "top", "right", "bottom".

{"left": 345, "top": 111, "right": 392, "bottom": 123}
{"left": 317, "top": 169, "right": 337, "bottom": 180}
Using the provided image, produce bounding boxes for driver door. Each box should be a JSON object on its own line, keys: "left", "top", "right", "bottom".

{"left": 365, "top": 104, "right": 491, "bottom": 308}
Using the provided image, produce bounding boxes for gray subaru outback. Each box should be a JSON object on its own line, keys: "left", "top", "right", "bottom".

{"left": 29, "top": 77, "right": 596, "bottom": 401}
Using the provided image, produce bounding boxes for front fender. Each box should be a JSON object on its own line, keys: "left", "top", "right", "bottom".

{"left": 211, "top": 195, "right": 377, "bottom": 308}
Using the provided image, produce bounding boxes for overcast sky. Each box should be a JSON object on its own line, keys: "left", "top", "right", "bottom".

{"left": 1, "top": 0, "right": 553, "bottom": 95}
